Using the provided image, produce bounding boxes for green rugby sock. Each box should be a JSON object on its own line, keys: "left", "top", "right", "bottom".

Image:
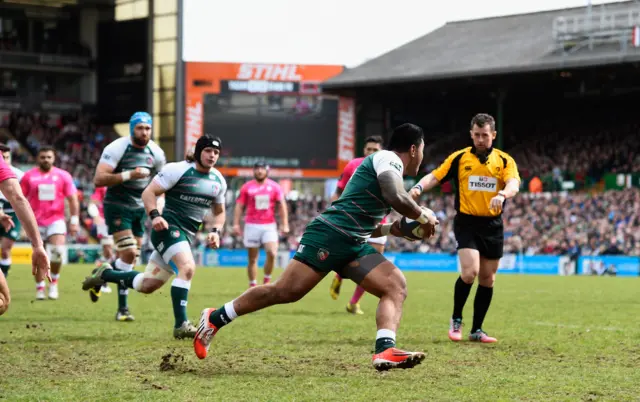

{"left": 375, "top": 329, "right": 396, "bottom": 354}
{"left": 101, "top": 269, "right": 141, "bottom": 289}
{"left": 0, "top": 263, "right": 9, "bottom": 277}
{"left": 171, "top": 278, "right": 190, "bottom": 328}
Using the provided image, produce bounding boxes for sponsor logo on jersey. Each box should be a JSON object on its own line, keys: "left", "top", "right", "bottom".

{"left": 389, "top": 161, "right": 402, "bottom": 173}
{"left": 212, "top": 182, "right": 221, "bottom": 194}
{"left": 468, "top": 175, "right": 498, "bottom": 192}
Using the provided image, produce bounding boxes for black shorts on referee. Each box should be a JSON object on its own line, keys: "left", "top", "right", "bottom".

{"left": 453, "top": 213, "right": 504, "bottom": 260}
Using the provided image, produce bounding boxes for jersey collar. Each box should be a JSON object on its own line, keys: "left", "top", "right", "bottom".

{"left": 470, "top": 145, "right": 494, "bottom": 163}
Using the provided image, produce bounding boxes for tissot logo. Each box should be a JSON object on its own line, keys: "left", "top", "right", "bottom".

{"left": 468, "top": 175, "right": 497, "bottom": 192}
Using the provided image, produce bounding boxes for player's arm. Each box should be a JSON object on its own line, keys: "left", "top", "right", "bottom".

{"left": 378, "top": 171, "right": 422, "bottom": 220}
{"left": 0, "top": 267, "right": 9, "bottom": 315}
{"left": 210, "top": 202, "right": 226, "bottom": 231}
{"left": 142, "top": 181, "right": 167, "bottom": 214}
{"left": 276, "top": 186, "right": 289, "bottom": 233}
{"left": 94, "top": 143, "right": 146, "bottom": 187}
{"left": 409, "top": 151, "right": 459, "bottom": 200}
{"left": 1, "top": 170, "right": 50, "bottom": 282}
{"left": 153, "top": 148, "right": 168, "bottom": 212}
{"left": 0, "top": 178, "right": 44, "bottom": 248}
{"left": 207, "top": 178, "right": 227, "bottom": 249}
{"left": 142, "top": 180, "right": 168, "bottom": 231}
{"left": 65, "top": 179, "right": 80, "bottom": 228}
{"left": 373, "top": 152, "right": 424, "bottom": 220}
{"left": 370, "top": 220, "right": 402, "bottom": 239}
{"left": 143, "top": 163, "right": 180, "bottom": 231}
{"left": 278, "top": 198, "right": 289, "bottom": 232}
{"left": 232, "top": 185, "right": 247, "bottom": 232}
{"left": 94, "top": 163, "right": 144, "bottom": 187}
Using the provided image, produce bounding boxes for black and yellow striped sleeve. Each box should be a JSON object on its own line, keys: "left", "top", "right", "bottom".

{"left": 431, "top": 149, "right": 466, "bottom": 183}
{"left": 502, "top": 153, "right": 520, "bottom": 183}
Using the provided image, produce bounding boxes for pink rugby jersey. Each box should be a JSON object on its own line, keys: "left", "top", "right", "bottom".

{"left": 237, "top": 179, "right": 284, "bottom": 225}
{"left": 21, "top": 167, "right": 76, "bottom": 226}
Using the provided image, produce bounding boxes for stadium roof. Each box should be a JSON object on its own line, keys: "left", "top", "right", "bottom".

{"left": 324, "top": 1, "right": 640, "bottom": 88}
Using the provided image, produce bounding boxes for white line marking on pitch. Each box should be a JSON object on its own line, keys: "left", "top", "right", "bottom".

{"left": 533, "top": 321, "right": 623, "bottom": 332}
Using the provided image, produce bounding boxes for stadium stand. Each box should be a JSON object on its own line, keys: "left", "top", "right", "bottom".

{"left": 2, "top": 104, "right": 637, "bottom": 257}
{"left": 0, "top": 111, "right": 118, "bottom": 244}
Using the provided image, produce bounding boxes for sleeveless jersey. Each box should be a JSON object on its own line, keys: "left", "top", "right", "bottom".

{"left": 98, "top": 136, "right": 166, "bottom": 209}
{"left": 153, "top": 161, "right": 227, "bottom": 236}
{"left": 318, "top": 150, "right": 403, "bottom": 240}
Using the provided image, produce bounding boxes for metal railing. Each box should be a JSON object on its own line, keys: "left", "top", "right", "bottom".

{"left": 552, "top": 7, "right": 640, "bottom": 52}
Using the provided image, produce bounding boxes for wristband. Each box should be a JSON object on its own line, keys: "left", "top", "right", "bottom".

{"left": 380, "top": 223, "right": 393, "bottom": 236}
{"left": 149, "top": 209, "right": 160, "bottom": 220}
{"left": 412, "top": 184, "right": 423, "bottom": 193}
{"left": 416, "top": 210, "right": 430, "bottom": 225}
{"left": 498, "top": 191, "right": 507, "bottom": 199}
{"left": 87, "top": 203, "right": 99, "bottom": 218}
{"left": 70, "top": 215, "right": 79, "bottom": 225}
{"left": 121, "top": 171, "right": 131, "bottom": 182}
{"left": 210, "top": 227, "right": 219, "bottom": 234}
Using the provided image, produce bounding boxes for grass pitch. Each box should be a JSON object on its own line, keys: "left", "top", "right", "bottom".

{"left": 1, "top": 264, "right": 639, "bottom": 401}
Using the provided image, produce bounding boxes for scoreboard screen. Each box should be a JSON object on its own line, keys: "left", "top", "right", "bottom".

{"left": 185, "top": 62, "right": 354, "bottom": 178}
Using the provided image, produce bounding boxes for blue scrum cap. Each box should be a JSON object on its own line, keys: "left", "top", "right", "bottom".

{"left": 129, "top": 111, "right": 152, "bottom": 136}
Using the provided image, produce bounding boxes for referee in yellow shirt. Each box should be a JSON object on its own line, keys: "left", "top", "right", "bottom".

{"left": 410, "top": 113, "right": 520, "bottom": 344}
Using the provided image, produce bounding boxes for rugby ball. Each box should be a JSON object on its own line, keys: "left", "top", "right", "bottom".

{"left": 398, "top": 209, "right": 436, "bottom": 241}
{"left": 398, "top": 217, "right": 424, "bottom": 241}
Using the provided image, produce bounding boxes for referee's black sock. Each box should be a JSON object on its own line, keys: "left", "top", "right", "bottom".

{"left": 472, "top": 285, "right": 494, "bottom": 333}
{"left": 452, "top": 276, "right": 473, "bottom": 320}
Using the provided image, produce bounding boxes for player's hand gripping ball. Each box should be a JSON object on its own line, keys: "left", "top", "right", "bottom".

{"left": 398, "top": 208, "right": 438, "bottom": 241}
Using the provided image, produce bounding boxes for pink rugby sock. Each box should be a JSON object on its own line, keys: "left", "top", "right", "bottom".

{"left": 350, "top": 286, "right": 366, "bottom": 305}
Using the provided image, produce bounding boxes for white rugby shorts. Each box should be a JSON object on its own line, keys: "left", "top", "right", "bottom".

{"left": 38, "top": 219, "right": 67, "bottom": 240}
{"left": 243, "top": 223, "right": 279, "bottom": 248}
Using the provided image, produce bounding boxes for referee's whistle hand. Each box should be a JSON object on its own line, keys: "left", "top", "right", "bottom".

{"left": 489, "top": 195, "right": 505, "bottom": 213}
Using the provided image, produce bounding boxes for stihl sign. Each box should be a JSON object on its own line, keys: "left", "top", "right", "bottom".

{"left": 237, "top": 64, "right": 303, "bottom": 81}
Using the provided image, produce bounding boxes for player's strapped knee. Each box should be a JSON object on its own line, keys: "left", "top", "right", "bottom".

{"left": 100, "top": 236, "right": 114, "bottom": 246}
{"left": 142, "top": 259, "right": 173, "bottom": 286}
{"left": 115, "top": 236, "right": 137, "bottom": 252}
{"left": 46, "top": 245, "right": 66, "bottom": 264}
{"left": 342, "top": 253, "right": 387, "bottom": 285}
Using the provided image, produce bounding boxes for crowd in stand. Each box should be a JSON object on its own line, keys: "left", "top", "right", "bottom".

{"left": 254, "top": 188, "right": 639, "bottom": 257}
{"left": 425, "top": 121, "right": 640, "bottom": 192}
{"left": 1, "top": 111, "right": 117, "bottom": 244}
{"left": 1, "top": 110, "right": 639, "bottom": 257}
